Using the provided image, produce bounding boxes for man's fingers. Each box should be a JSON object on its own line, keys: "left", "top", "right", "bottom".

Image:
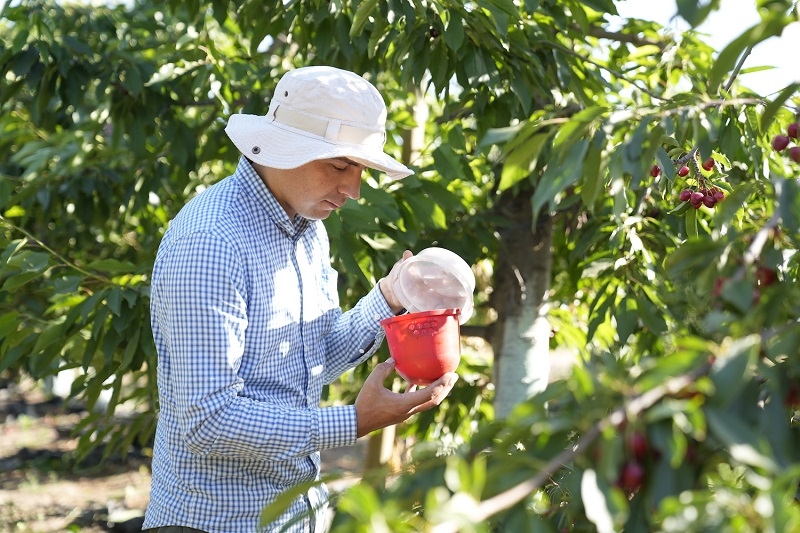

{"left": 402, "top": 373, "right": 459, "bottom": 414}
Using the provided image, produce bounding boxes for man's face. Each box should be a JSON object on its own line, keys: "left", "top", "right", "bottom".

{"left": 258, "top": 157, "right": 366, "bottom": 220}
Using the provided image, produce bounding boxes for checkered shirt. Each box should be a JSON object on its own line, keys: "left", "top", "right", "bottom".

{"left": 142, "top": 157, "right": 392, "bottom": 532}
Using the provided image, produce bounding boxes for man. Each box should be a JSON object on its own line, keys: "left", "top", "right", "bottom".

{"left": 142, "top": 66, "right": 459, "bottom": 532}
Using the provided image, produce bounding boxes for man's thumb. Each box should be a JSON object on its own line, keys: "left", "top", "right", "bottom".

{"left": 369, "top": 357, "right": 396, "bottom": 382}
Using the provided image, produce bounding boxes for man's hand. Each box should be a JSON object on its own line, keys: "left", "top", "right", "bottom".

{"left": 379, "top": 250, "right": 414, "bottom": 314}
{"left": 354, "top": 358, "right": 458, "bottom": 438}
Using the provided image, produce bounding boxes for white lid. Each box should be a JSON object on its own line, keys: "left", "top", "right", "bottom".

{"left": 393, "top": 247, "right": 476, "bottom": 324}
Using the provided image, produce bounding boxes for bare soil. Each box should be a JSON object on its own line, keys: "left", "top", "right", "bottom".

{"left": 0, "top": 378, "right": 365, "bottom": 533}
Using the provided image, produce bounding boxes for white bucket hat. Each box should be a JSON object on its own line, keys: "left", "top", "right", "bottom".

{"left": 225, "top": 66, "right": 413, "bottom": 180}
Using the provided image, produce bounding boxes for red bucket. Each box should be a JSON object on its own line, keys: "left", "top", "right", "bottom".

{"left": 380, "top": 308, "right": 461, "bottom": 386}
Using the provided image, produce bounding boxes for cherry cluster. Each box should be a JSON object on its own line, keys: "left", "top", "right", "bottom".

{"left": 653, "top": 155, "right": 727, "bottom": 210}
{"left": 679, "top": 185, "right": 725, "bottom": 209}
{"left": 772, "top": 121, "right": 800, "bottom": 163}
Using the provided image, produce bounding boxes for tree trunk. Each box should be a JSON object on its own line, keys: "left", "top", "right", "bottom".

{"left": 491, "top": 195, "right": 553, "bottom": 419}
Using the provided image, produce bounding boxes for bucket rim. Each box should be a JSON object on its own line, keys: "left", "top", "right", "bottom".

{"left": 379, "top": 308, "right": 461, "bottom": 327}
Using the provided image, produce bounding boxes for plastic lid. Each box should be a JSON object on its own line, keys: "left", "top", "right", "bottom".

{"left": 393, "top": 247, "right": 476, "bottom": 324}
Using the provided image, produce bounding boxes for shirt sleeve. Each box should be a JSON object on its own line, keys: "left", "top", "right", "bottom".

{"left": 156, "top": 231, "right": 358, "bottom": 460}
{"left": 321, "top": 284, "right": 394, "bottom": 383}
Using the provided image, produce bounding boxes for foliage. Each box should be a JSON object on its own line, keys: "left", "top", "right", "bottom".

{"left": 1, "top": 0, "right": 799, "bottom": 530}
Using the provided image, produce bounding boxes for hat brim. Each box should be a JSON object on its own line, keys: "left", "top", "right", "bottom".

{"left": 225, "top": 114, "right": 414, "bottom": 180}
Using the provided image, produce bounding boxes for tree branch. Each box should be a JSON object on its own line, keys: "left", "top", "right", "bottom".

{"left": 580, "top": 25, "right": 667, "bottom": 49}
{"left": 723, "top": 45, "right": 754, "bottom": 93}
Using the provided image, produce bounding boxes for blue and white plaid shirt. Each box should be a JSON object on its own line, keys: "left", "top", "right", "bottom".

{"left": 143, "top": 157, "right": 393, "bottom": 532}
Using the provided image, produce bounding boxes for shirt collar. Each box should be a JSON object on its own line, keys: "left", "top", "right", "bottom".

{"left": 234, "top": 156, "right": 311, "bottom": 238}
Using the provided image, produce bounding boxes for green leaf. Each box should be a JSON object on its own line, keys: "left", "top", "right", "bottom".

{"left": 350, "top": 0, "right": 379, "bottom": 39}
{"left": 0, "top": 312, "right": 19, "bottom": 340}
{"left": 121, "top": 64, "right": 143, "bottom": 96}
{"left": 552, "top": 106, "right": 607, "bottom": 153}
{"left": 676, "top": 0, "right": 720, "bottom": 27}
{"left": 432, "top": 144, "right": 467, "bottom": 182}
{"left": 6, "top": 250, "right": 49, "bottom": 273}
{"left": 2, "top": 271, "right": 42, "bottom": 291}
{"left": 3, "top": 205, "right": 26, "bottom": 217}
{"left": 9, "top": 47, "right": 39, "bottom": 77}
{"left": 107, "top": 287, "right": 122, "bottom": 316}
{"left": 480, "top": 124, "right": 525, "bottom": 148}
{"left": 636, "top": 293, "right": 668, "bottom": 334}
{"left": 31, "top": 322, "right": 65, "bottom": 356}
{"left": 259, "top": 479, "right": 324, "bottom": 527}
{"left": 580, "top": 129, "right": 608, "bottom": 209}
{"left": 87, "top": 258, "right": 137, "bottom": 273}
{"left": 499, "top": 133, "right": 548, "bottom": 192}
{"left": 531, "top": 138, "right": 590, "bottom": 225}
{"left": 1, "top": 239, "right": 28, "bottom": 264}
{"left": 776, "top": 173, "right": 800, "bottom": 234}
{"left": 708, "top": 335, "right": 759, "bottom": 407}
{"left": 705, "top": 407, "right": 777, "bottom": 472}
{"left": 684, "top": 208, "right": 698, "bottom": 239}
{"left": 667, "top": 200, "right": 691, "bottom": 215}
{"left": 720, "top": 278, "right": 755, "bottom": 313}
{"left": 664, "top": 239, "right": 726, "bottom": 278}
{"left": 760, "top": 82, "right": 800, "bottom": 131}
{"left": 444, "top": 15, "right": 465, "bottom": 50}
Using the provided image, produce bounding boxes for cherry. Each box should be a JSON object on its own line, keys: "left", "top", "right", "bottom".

{"left": 788, "top": 122, "right": 799, "bottom": 139}
{"left": 650, "top": 165, "right": 661, "bottom": 177}
{"left": 702, "top": 195, "right": 717, "bottom": 208}
{"left": 679, "top": 189, "right": 692, "bottom": 202}
{"left": 790, "top": 146, "right": 800, "bottom": 164}
{"left": 785, "top": 382, "right": 800, "bottom": 408}
{"left": 712, "top": 188, "right": 725, "bottom": 202}
{"left": 702, "top": 158, "right": 715, "bottom": 171}
{"left": 627, "top": 432, "right": 649, "bottom": 461}
{"left": 618, "top": 462, "right": 645, "bottom": 493}
{"left": 772, "top": 134, "right": 791, "bottom": 152}
{"left": 678, "top": 165, "right": 690, "bottom": 177}
{"left": 713, "top": 277, "right": 726, "bottom": 298}
{"left": 755, "top": 266, "right": 777, "bottom": 286}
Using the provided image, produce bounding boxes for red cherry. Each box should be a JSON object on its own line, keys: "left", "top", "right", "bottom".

{"left": 702, "top": 195, "right": 717, "bottom": 208}
{"left": 618, "top": 462, "right": 645, "bottom": 493}
{"left": 679, "top": 189, "right": 692, "bottom": 202}
{"left": 678, "top": 165, "right": 690, "bottom": 177}
{"left": 772, "top": 135, "right": 791, "bottom": 151}
{"left": 788, "top": 122, "right": 799, "bottom": 139}
{"left": 713, "top": 277, "right": 726, "bottom": 298}
{"left": 650, "top": 165, "right": 661, "bottom": 178}
{"left": 702, "top": 158, "right": 715, "bottom": 171}
{"left": 790, "top": 146, "right": 800, "bottom": 164}
{"left": 690, "top": 191, "right": 704, "bottom": 203}
{"left": 712, "top": 189, "right": 725, "bottom": 202}
{"left": 755, "top": 266, "right": 777, "bottom": 286}
{"left": 627, "top": 432, "right": 649, "bottom": 461}
{"left": 785, "top": 382, "right": 800, "bottom": 408}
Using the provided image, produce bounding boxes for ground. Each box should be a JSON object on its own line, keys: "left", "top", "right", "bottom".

{"left": 0, "top": 378, "right": 366, "bottom": 533}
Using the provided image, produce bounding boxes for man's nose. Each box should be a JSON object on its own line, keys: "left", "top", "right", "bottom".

{"left": 339, "top": 170, "right": 362, "bottom": 200}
